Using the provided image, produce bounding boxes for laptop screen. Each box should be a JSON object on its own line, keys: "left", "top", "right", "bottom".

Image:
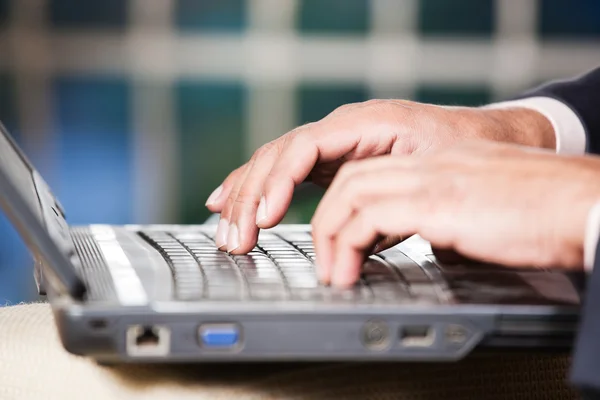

{"left": 0, "top": 122, "right": 86, "bottom": 298}
{"left": 0, "top": 131, "right": 43, "bottom": 222}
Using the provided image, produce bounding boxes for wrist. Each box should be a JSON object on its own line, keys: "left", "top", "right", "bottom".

{"left": 556, "top": 162, "right": 600, "bottom": 269}
{"left": 471, "top": 107, "right": 556, "bottom": 150}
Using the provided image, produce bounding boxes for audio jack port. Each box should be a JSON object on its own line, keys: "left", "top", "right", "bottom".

{"left": 361, "top": 320, "right": 391, "bottom": 351}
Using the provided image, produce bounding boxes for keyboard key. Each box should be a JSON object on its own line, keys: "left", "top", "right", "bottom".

{"left": 292, "top": 288, "right": 323, "bottom": 301}
{"left": 370, "top": 282, "right": 412, "bottom": 301}
{"left": 363, "top": 259, "right": 398, "bottom": 276}
{"left": 242, "top": 268, "right": 281, "bottom": 280}
{"left": 286, "top": 277, "right": 319, "bottom": 289}
{"left": 409, "top": 284, "right": 440, "bottom": 302}
{"left": 378, "top": 248, "right": 421, "bottom": 269}
{"left": 141, "top": 230, "right": 428, "bottom": 304}
{"left": 246, "top": 276, "right": 282, "bottom": 286}
{"left": 202, "top": 265, "right": 236, "bottom": 274}
{"left": 248, "top": 283, "right": 287, "bottom": 300}
{"left": 324, "top": 287, "right": 371, "bottom": 302}
{"left": 398, "top": 267, "right": 431, "bottom": 283}
{"left": 277, "top": 262, "right": 313, "bottom": 270}
{"left": 275, "top": 232, "right": 313, "bottom": 242}
{"left": 203, "top": 269, "right": 239, "bottom": 282}
{"left": 206, "top": 286, "right": 242, "bottom": 300}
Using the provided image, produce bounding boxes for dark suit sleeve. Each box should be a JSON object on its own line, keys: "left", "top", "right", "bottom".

{"left": 570, "top": 239, "right": 600, "bottom": 397}
{"left": 517, "top": 66, "right": 600, "bottom": 155}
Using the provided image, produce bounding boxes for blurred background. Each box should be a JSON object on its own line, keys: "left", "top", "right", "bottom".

{"left": 0, "top": 0, "right": 599, "bottom": 304}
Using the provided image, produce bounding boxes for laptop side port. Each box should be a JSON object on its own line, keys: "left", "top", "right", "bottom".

{"left": 360, "top": 320, "right": 391, "bottom": 351}
{"left": 399, "top": 325, "right": 435, "bottom": 347}
{"left": 126, "top": 325, "right": 170, "bottom": 357}
{"left": 198, "top": 323, "right": 242, "bottom": 350}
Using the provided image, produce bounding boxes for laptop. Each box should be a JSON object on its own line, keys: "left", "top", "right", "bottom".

{"left": 0, "top": 121, "right": 582, "bottom": 364}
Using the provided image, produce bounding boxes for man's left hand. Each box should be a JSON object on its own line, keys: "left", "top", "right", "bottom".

{"left": 312, "top": 140, "right": 600, "bottom": 287}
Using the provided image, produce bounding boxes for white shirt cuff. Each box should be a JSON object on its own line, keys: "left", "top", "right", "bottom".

{"left": 484, "top": 96, "right": 586, "bottom": 156}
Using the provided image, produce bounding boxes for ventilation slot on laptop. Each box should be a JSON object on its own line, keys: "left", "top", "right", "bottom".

{"left": 70, "top": 228, "right": 117, "bottom": 300}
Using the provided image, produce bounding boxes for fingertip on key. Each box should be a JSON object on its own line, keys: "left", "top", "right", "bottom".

{"left": 331, "top": 261, "right": 357, "bottom": 288}
{"left": 215, "top": 218, "right": 229, "bottom": 249}
{"left": 315, "top": 261, "right": 331, "bottom": 286}
{"left": 256, "top": 196, "right": 267, "bottom": 225}
{"left": 227, "top": 223, "right": 240, "bottom": 253}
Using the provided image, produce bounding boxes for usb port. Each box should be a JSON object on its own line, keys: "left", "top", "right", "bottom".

{"left": 399, "top": 325, "right": 435, "bottom": 347}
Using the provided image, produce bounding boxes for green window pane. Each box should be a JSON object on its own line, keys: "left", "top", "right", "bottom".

{"left": 297, "top": 84, "right": 368, "bottom": 124}
{"left": 291, "top": 84, "right": 369, "bottom": 222}
{"left": 414, "top": 86, "right": 492, "bottom": 107}
{"left": 49, "top": 0, "right": 127, "bottom": 29}
{"left": 298, "top": 0, "right": 370, "bottom": 34}
{"left": 539, "top": 0, "right": 600, "bottom": 38}
{"left": 176, "top": 81, "right": 246, "bottom": 223}
{"left": 176, "top": 0, "right": 246, "bottom": 32}
{"left": 419, "top": 0, "right": 494, "bottom": 37}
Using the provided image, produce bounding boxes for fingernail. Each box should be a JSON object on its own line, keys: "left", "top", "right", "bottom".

{"left": 227, "top": 223, "right": 240, "bottom": 253}
{"left": 205, "top": 185, "right": 223, "bottom": 206}
{"left": 256, "top": 196, "right": 267, "bottom": 224}
{"left": 215, "top": 218, "right": 229, "bottom": 248}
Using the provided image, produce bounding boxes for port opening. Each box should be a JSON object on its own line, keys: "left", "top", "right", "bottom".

{"left": 136, "top": 327, "right": 160, "bottom": 347}
{"left": 88, "top": 318, "right": 108, "bottom": 330}
{"left": 399, "top": 325, "right": 435, "bottom": 347}
{"left": 126, "top": 325, "right": 170, "bottom": 357}
{"left": 198, "top": 323, "right": 242, "bottom": 351}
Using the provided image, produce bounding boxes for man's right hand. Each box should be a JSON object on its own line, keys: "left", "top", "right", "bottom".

{"left": 205, "top": 99, "right": 557, "bottom": 254}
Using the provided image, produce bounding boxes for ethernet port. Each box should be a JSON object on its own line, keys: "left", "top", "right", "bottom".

{"left": 126, "top": 325, "right": 170, "bottom": 357}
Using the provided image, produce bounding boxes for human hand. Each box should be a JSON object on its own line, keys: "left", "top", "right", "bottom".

{"left": 312, "top": 140, "right": 600, "bottom": 287}
{"left": 205, "top": 99, "right": 556, "bottom": 254}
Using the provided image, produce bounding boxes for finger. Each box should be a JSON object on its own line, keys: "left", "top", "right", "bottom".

{"left": 318, "top": 234, "right": 406, "bottom": 286}
{"left": 215, "top": 163, "right": 252, "bottom": 249}
{"left": 312, "top": 157, "right": 420, "bottom": 278}
{"left": 330, "top": 199, "right": 426, "bottom": 287}
{"left": 228, "top": 142, "right": 283, "bottom": 254}
{"left": 205, "top": 164, "right": 247, "bottom": 213}
{"left": 257, "top": 124, "right": 364, "bottom": 229}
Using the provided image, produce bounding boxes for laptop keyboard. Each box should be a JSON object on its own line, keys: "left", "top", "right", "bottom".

{"left": 139, "top": 230, "right": 443, "bottom": 304}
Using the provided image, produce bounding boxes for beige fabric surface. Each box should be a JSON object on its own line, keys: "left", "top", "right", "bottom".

{"left": 0, "top": 303, "right": 578, "bottom": 400}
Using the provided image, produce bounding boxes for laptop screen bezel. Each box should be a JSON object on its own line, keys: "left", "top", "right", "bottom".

{"left": 0, "top": 121, "right": 86, "bottom": 299}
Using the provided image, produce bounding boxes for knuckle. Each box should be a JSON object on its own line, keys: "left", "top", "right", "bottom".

{"left": 223, "top": 165, "right": 245, "bottom": 186}
{"left": 329, "top": 103, "right": 355, "bottom": 116}
{"left": 223, "top": 192, "right": 237, "bottom": 210}
{"left": 233, "top": 191, "right": 259, "bottom": 207}
{"left": 342, "top": 180, "right": 365, "bottom": 208}
{"left": 287, "top": 128, "right": 314, "bottom": 147}
{"left": 253, "top": 140, "right": 279, "bottom": 159}
{"left": 363, "top": 99, "right": 399, "bottom": 115}
{"left": 287, "top": 123, "right": 311, "bottom": 140}
{"left": 362, "top": 99, "right": 386, "bottom": 109}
